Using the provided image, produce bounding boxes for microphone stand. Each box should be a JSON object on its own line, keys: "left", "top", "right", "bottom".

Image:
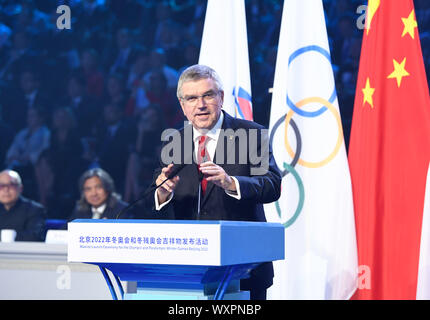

{"left": 196, "top": 154, "right": 208, "bottom": 220}
{"left": 115, "top": 164, "right": 186, "bottom": 219}
{"left": 197, "top": 171, "right": 203, "bottom": 220}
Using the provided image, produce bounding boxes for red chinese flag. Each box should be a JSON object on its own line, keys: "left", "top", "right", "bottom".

{"left": 349, "top": 0, "right": 430, "bottom": 299}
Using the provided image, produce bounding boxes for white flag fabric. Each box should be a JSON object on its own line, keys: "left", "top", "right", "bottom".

{"left": 198, "top": 0, "right": 253, "bottom": 120}
{"left": 417, "top": 162, "right": 430, "bottom": 299}
{"left": 265, "top": 0, "right": 358, "bottom": 299}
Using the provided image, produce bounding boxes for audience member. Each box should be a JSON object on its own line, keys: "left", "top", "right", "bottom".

{"left": 91, "top": 103, "right": 136, "bottom": 193}
{"left": 79, "top": 48, "right": 105, "bottom": 99}
{"left": 109, "top": 0, "right": 143, "bottom": 30}
{"left": 0, "top": 110, "right": 14, "bottom": 168}
{"left": 178, "top": 41, "right": 200, "bottom": 75}
{"left": 36, "top": 107, "right": 84, "bottom": 218}
{"left": 0, "top": 170, "right": 46, "bottom": 242}
{"left": 125, "top": 49, "right": 152, "bottom": 116}
{"left": 0, "top": 30, "right": 41, "bottom": 85}
{"left": 71, "top": 0, "right": 112, "bottom": 50}
{"left": 144, "top": 68, "right": 184, "bottom": 129}
{"left": 126, "top": 49, "right": 150, "bottom": 91}
{"left": 105, "top": 73, "right": 132, "bottom": 113}
{"left": 5, "top": 68, "right": 49, "bottom": 132}
{"left": 5, "top": 107, "right": 50, "bottom": 171}
{"left": 106, "top": 28, "right": 138, "bottom": 75}
{"left": 5, "top": 106, "right": 51, "bottom": 200}
{"left": 68, "top": 168, "right": 131, "bottom": 220}
{"left": 144, "top": 48, "right": 179, "bottom": 90}
{"left": 63, "top": 73, "right": 101, "bottom": 137}
{"left": 124, "top": 105, "right": 165, "bottom": 202}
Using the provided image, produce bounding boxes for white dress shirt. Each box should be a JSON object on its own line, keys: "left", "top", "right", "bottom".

{"left": 91, "top": 203, "right": 106, "bottom": 219}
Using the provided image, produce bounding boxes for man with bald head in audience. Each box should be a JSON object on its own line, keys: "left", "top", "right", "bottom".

{"left": 0, "top": 170, "right": 46, "bottom": 241}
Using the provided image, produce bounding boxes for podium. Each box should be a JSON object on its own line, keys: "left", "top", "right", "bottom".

{"left": 68, "top": 219, "right": 284, "bottom": 300}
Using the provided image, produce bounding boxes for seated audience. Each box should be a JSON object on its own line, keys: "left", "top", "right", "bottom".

{"left": 0, "top": 113, "right": 14, "bottom": 168}
{"left": 63, "top": 73, "right": 101, "bottom": 137}
{"left": 0, "top": 170, "right": 46, "bottom": 241}
{"left": 35, "top": 106, "right": 84, "bottom": 218}
{"left": 124, "top": 105, "right": 164, "bottom": 202}
{"left": 79, "top": 48, "right": 105, "bottom": 99}
{"left": 91, "top": 103, "right": 136, "bottom": 193}
{"left": 143, "top": 69, "right": 184, "bottom": 129}
{"left": 5, "top": 68, "right": 49, "bottom": 132}
{"left": 5, "top": 106, "right": 50, "bottom": 199}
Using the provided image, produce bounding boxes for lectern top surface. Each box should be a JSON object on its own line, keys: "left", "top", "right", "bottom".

{"left": 70, "top": 219, "right": 283, "bottom": 228}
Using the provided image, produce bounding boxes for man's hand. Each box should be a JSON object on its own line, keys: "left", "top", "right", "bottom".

{"left": 199, "top": 161, "right": 236, "bottom": 192}
{"left": 156, "top": 164, "right": 180, "bottom": 204}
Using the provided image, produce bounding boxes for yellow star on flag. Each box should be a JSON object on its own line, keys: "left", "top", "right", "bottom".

{"left": 366, "top": 0, "right": 380, "bottom": 35}
{"left": 401, "top": 10, "right": 417, "bottom": 39}
{"left": 362, "top": 77, "right": 375, "bottom": 108}
{"left": 387, "top": 57, "right": 410, "bottom": 87}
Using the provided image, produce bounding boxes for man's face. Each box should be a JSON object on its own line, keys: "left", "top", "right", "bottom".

{"left": 83, "top": 176, "right": 108, "bottom": 208}
{"left": 179, "top": 78, "right": 223, "bottom": 132}
{"left": 0, "top": 173, "right": 22, "bottom": 208}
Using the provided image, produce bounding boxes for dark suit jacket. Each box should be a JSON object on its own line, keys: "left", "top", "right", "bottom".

{"left": 0, "top": 196, "right": 46, "bottom": 241}
{"left": 151, "top": 111, "right": 282, "bottom": 291}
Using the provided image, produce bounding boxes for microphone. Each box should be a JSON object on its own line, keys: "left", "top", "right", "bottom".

{"left": 115, "top": 162, "right": 187, "bottom": 219}
{"left": 167, "top": 163, "right": 187, "bottom": 179}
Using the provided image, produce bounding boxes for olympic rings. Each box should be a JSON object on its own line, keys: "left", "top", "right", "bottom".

{"left": 286, "top": 45, "right": 337, "bottom": 117}
{"left": 270, "top": 114, "right": 302, "bottom": 177}
{"left": 269, "top": 45, "right": 343, "bottom": 228}
{"left": 275, "top": 162, "right": 305, "bottom": 228}
{"left": 284, "top": 97, "right": 344, "bottom": 168}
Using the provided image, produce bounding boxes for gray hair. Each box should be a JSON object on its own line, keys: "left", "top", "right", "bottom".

{"left": 177, "top": 64, "right": 224, "bottom": 99}
{"left": 0, "top": 170, "right": 23, "bottom": 186}
{"left": 76, "top": 168, "right": 121, "bottom": 211}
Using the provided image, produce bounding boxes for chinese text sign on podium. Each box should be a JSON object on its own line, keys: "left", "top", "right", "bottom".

{"left": 67, "top": 219, "right": 285, "bottom": 300}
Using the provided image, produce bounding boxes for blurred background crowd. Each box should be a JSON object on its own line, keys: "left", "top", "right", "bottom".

{"left": 0, "top": 0, "right": 429, "bottom": 223}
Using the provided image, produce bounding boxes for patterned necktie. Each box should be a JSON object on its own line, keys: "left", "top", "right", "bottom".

{"left": 197, "top": 135, "right": 210, "bottom": 195}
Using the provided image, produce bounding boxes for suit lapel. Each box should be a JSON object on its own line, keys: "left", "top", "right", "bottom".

{"left": 184, "top": 124, "right": 200, "bottom": 196}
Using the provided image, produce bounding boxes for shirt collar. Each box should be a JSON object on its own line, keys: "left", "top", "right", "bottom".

{"left": 193, "top": 111, "right": 224, "bottom": 142}
{"left": 91, "top": 203, "right": 106, "bottom": 214}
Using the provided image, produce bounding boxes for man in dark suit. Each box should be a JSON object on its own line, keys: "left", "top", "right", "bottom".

{"left": 0, "top": 170, "right": 46, "bottom": 241}
{"left": 4, "top": 69, "right": 50, "bottom": 132}
{"left": 152, "top": 64, "right": 281, "bottom": 300}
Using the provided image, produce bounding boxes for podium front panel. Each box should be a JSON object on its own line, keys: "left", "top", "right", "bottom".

{"left": 68, "top": 220, "right": 284, "bottom": 266}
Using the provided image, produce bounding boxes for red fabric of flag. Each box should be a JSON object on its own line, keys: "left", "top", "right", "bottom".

{"left": 349, "top": 0, "right": 430, "bottom": 299}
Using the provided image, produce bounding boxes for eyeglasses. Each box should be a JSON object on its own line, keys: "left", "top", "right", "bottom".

{"left": 0, "top": 183, "right": 19, "bottom": 191}
{"left": 181, "top": 91, "right": 219, "bottom": 105}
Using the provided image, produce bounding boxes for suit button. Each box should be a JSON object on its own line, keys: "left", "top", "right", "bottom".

{"left": 201, "top": 211, "right": 207, "bottom": 215}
